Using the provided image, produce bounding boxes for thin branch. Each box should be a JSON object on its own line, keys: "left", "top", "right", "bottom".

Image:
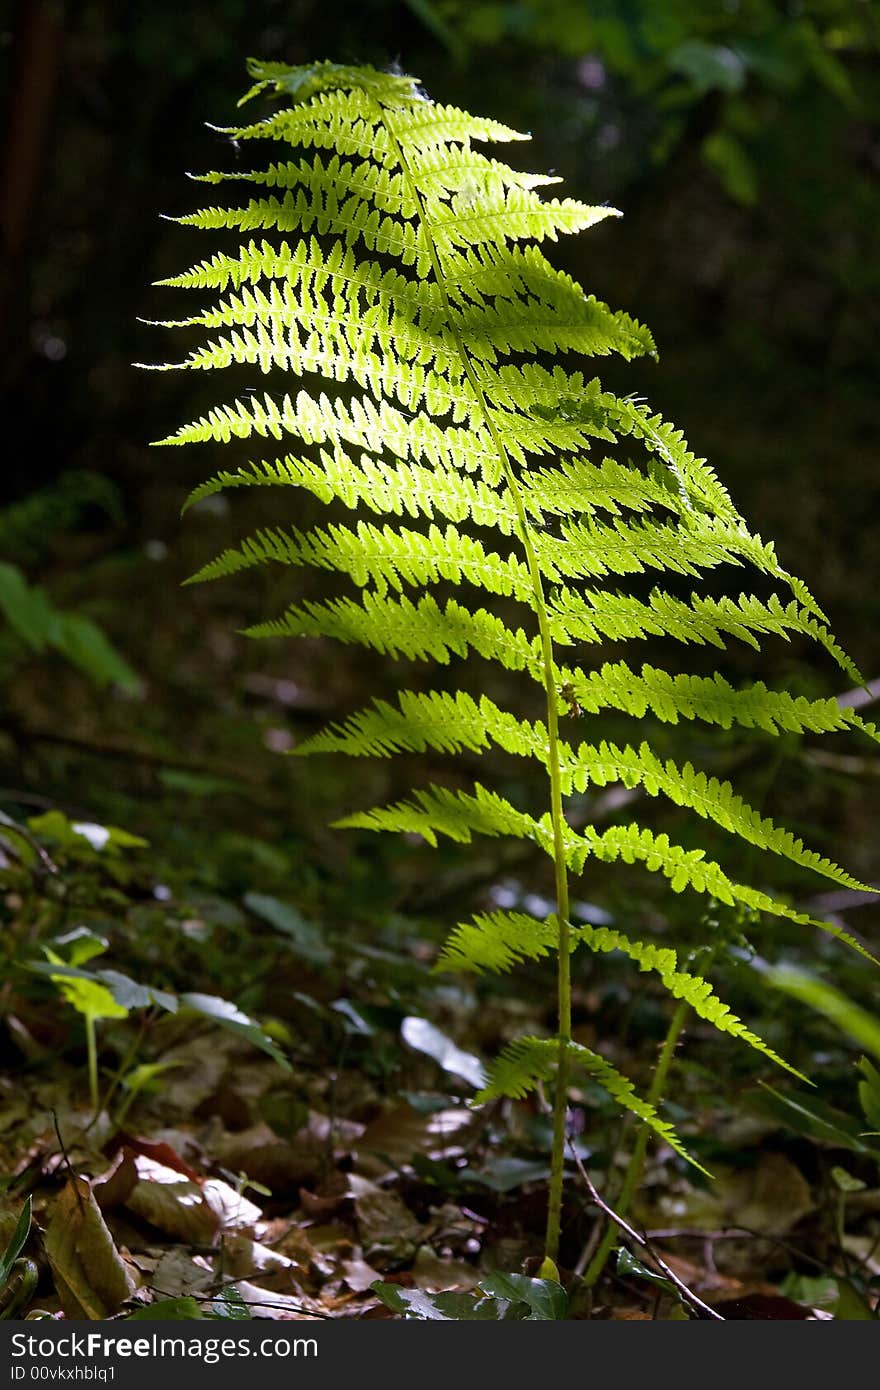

{"left": 568, "top": 1140, "right": 724, "bottom": 1321}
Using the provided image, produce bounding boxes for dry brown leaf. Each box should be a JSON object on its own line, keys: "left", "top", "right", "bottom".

{"left": 124, "top": 1156, "right": 220, "bottom": 1245}
{"left": 45, "top": 1177, "right": 135, "bottom": 1318}
{"left": 221, "top": 1233, "right": 295, "bottom": 1279}
{"left": 202, "top": 1178, "right": 263, "bottom": 1232}
{"left": 93, "top": 1149, "right": 139, "bottom": 1210}
{"left": 151, "top": 1248, "right": 215, "bottom": 1299}
{"left": 355, "top": 1104, "right": 471, "bottom": 1177}
{"left": 340, "top": 1255, "right": 383, "bottom": 1292}
{"left": 114, "top": 1135, "right": 202, "bottom": 1182}
{"left": 719, "top": 1153, "right": 814, "bottom": 1235}
{"left": 347, "top": 1173, "right": 424, "bottom": 1260}
{"left": 233, "top": 1280, "right": 322, "bottom": 1319}
{"left": 297, "top": 1175, "right": 350, "bottom": 1219}
{"left": 210, "top": 1123, "right": 325, "bottom": 1190}
{"left": 408, "top": 1248, "right": 480, "bottom": 1290}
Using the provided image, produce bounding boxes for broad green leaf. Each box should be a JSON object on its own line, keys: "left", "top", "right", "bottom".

{"left": 51, "top": 974, "right": 129, "bottom": 1024}
{"left": 466, "top": 1156, "right": 551, "bottom": 1192}
{"left": 27, "top": 810, "right": 147, "bottom": 856}
{"left": 126, "top": 1297, "right": 204, "bottom": 1320}
{"left": 749, "top": 1084, "right": 877, "bottom": 1155}
{"left": 761, "top": 963, "right": 880, "bottom": 1060}
{"left": 617, "top": 1246, "right": 676, "bottom": 1294}
{"left": 371, "top": 1282, "right": 520, "bottom": 1320}
{"left": 857, "top": 1057, "right": 880, "bottom": 1131}
{"left": 479, "top": 1272, "right": 568, "bottom": 1320}
{"left": 207, "top": 1285, "right": 252, "bottom": 1319}
{"left": 0, "top": 1197, "right": 32, "bottom": 1286}
{"left": 25, "top": 962, "right": 177, "bottom": 1015}
{"left": 243, "top": 891, "right": 332, "bottom": 963}
{"left": 179, "top": 992, "right": 292, "bottom": 1070}
{"left": 54, "top": 613, "right": 139, "bottom": 693}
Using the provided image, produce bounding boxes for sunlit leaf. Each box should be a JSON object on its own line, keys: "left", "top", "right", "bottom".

{"left": 480, "top": 1271, "right": 569, "bottom": 1319}
{"left": 179, "top": 992, "right": 292, "bottom": 1070}
{"left": 401, "top": 1016, "right": 487, "bottom": 1090}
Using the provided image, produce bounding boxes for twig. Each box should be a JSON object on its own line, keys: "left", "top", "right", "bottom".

{"left": 644, "top": 1226, "right": 837, "bottom": 1276}
{"left": 0, "top": 809, "right": 58, "bottom": 875}
{"left": 568, "top": 1140, "right": 724, "bottom": 1321}
{"left": 51, "top": 1111, "right": 86, "bottom": 1214}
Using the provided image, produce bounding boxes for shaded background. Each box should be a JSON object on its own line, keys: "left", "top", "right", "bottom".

{"left": 1, "top": 0, "right": 878, "bottom": 898}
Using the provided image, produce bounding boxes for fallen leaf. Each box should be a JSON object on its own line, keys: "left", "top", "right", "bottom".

{"left": 221, "top": 1233, "right": 295, "bottom": 1279}
{"left": 202, "top": 1179, "right": 263, "bottom": 1232}
{"left": 45, "top": 1177, "right": 135, "bottom": 1318}
{"left": 400, "top": 1017, "right": 486, "bottom": 1090}
{"left": 93, "top": 1149, "right": 139, "bottom": 1210}
{"left": 124, "top": 1156, "right": 219, "bottom": 1245}
{"left": 720, "top": 1153, "right": 814, "bottom": 1235}
{"left": 232, "top": 1280, "right": 321, "bottom": 1319}
{"left": 355, "top": 1103, "right": 471, "bottom": 1177}
{"left": 713, "top": 1292, "right": 813, "bottom": 1320}
{"left": 347, "top": 1174, "right": 424, "bottom": 1260}
{"left": 112, "top": 1135, "right": 202, "bottom": 1182}
{"left": 210, "top": 1123, "right": 325, "bottom": 1191}
{"left": 151, "top": 1248, "right": 215, "bottom": 1299}
{"left": 341, "top": 1255, "right": 383, "bottom": 1292}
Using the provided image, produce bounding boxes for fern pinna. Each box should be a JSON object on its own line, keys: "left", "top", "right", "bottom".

{"left": 144, "top": 60, "right": 876, "bottom": 1268}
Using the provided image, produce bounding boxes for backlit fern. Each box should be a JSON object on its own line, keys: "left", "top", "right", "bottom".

{"left": 143, "top": 59, "right": 875, "bottom": 1267}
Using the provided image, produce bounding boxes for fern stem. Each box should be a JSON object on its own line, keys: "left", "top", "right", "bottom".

{"left": 85, "top": 1015, "right": 99, "bottom": 1117}
{"left": 582, "top": 996, "right": 689, "bottom": 1288}
{"left": 377, "top": 100, "right": 573, "bottom": 1265}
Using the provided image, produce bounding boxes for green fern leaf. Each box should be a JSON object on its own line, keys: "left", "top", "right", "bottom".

{"left": 148, "top": 59, "right": 875, "bottom": 1260}
{"left": 437, "top": 912, "right": 802, "bottom": 1077}
{"left": 477, "top": 1036, "right": 704, "bottom": 1170}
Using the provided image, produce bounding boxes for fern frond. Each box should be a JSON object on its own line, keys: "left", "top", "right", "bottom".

{"left": 562, "top": 821, "right": 875, "bottom": 959}
{"left": 557, "top": 741, "right": 869, "bottom": 891}
{"left": 182, "top": 451, "right": 519, "bottom": 535}
{"left": 535, "top": 513, "right": 782, "bottom": 584}
{"left": 477, "top": 1036, "right": 702, "bottom": 1168}
{"left": 557, "top": 659, "right": 877, "bottom": 742}
{"left": 245, "top": 591, "right": 544, "bottom": 673}
{"left": 436, "top": 910, "right": 674, "bottom": 975}
{"left": 296, "top": 689, "right": 533, "bottom": 759}
{"left": 437, "top": 912, "right": 802, "bottom": 1077}
{"left": 335, "top": 781, "right": 541, "bottom": 848}
{"left": 188, "top": 519, "right": 533, "bottom": 601}
{"left": 551, "top": 587, "right": 862, "bottom": 683}
{"left": 158, "top": 379, "right": 500, "bottom": 477}
{"left": 150, "top": 61, "right": 873, "bottom": 1255}
{"left": 300, "top": 688, "right": 865, "bottom": 889}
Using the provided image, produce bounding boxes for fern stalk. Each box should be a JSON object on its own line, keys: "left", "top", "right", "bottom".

{"left": 583, "top": 995, "right": 690, "bottom": 1286}
{"left": 377, "top": 101, "right": 574, "bottom": 1263}
{"left": 145, "top": 59, "right": 875, "bottom": 1286}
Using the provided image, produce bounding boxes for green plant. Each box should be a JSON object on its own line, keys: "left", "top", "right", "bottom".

{"left": 26, "top": 926, "right": 291, "bottom": 1116}
{"left": 0, "top": 562, "right": 137, "bottom": 693}
{"left": 3, "top": 806, "right": 293, "bottom": 1116}
{"left": 0, "top": 1197, "right": 36, "bottom": 1320}
{"left": 143, "top": 59, "right": 875, "bottom": 1275}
